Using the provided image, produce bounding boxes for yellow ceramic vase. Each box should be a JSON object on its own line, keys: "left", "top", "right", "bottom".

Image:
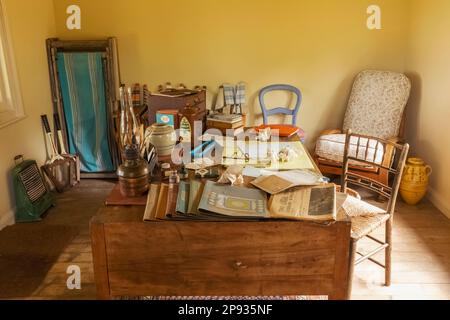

{"left": 400, "top": 158, "right": 432, "bottom": 205}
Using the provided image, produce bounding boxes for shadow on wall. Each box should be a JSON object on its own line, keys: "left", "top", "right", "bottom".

{"left": 404, "top": 71, "right": 422, "bottom": 150}
{"left": 315, "top": 73, "right": 356, "bottom": 134}
{"left": 402, "top": 72, "right": 441, "bottom": 197}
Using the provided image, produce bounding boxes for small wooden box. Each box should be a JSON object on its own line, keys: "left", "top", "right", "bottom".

{"left": 148, "top": 91, "right": 206, "bottom": 125}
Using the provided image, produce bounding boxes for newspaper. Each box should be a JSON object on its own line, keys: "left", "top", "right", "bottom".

{"left": 268, "top": 184, "right": 337, "bottom": 221}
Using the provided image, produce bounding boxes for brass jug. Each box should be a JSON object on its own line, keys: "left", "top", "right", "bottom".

{"left": 117, "top": 145, "right": 149, "bottom": 197}
{"left": 400, "top": 158, "right": 432, "bottom": 205}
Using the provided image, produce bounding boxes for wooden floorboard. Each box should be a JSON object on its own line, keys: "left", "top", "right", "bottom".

{"left": 0, "top": 179, "right": 448, "bottom": 300}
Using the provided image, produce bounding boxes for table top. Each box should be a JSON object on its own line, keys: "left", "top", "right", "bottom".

{"left": 94, "top": 130, "right": 347, "bottom": 225}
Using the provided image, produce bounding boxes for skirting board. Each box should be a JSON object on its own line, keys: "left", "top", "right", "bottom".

{"left": 427, "top": 188, "right": 450, "bottom": 219}
{"left": 0, "top": 208, "right": 15, "bottom": 231}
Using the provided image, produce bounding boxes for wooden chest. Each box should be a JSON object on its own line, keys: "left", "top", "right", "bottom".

{"left": 148, "top": 90, "right": 206, "bottom": 125}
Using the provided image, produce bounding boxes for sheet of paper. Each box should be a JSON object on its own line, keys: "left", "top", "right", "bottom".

{"left": 251, "top": 175, "right": 296, "bottom": 195}
{"left": 222, "top": 141, "right": 316, "bottom": 170}
{"left": 261, "top": 169, "right": 326, "bottom": 185}
{"left": 242, "top": 166, "right": 263, "bottom": 178}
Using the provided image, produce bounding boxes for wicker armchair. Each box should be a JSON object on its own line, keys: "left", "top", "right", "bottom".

{"left": 314, "top": 70, "right": 411, "bottom": 185}
{"left": 339, "top": 132, "right": 409, "bottom": 287}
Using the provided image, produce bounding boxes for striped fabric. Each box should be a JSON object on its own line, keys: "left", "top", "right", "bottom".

{"left": 235, "top": 82, "right": 246, "bottom": 105}
{"left": 57, "top": 52, "right": 114, "bottom": 173}
{"left": 223, "top": 83, "right": 235, "bottom": 106}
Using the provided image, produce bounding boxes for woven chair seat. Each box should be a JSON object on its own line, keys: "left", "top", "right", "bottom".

{"left": 350, "top": 214, "right": 391, "bottom": 240}
{"left": 338, "top": 195, "right": 389, "bottom": 240}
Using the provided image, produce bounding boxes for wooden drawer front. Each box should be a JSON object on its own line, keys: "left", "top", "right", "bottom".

{"left": 102, "top": 221, "right": 350, "bottom": 298}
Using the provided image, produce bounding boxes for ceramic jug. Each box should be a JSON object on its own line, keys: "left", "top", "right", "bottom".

{"left": 400, "top": 158, "right": 432, "bottom": 205}
{"left": 144, "top": 123, "right": 177, "bottom": 157}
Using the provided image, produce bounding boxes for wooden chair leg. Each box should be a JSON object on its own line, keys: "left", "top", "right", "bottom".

{"left": 385, "top": 219, "right": 393, "bottom": 287}
{"left": 348, "top": 238, "right": 358, "bottom": 299}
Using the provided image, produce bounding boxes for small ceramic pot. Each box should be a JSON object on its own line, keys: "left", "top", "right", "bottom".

{"left": 144, "top": 124, "right": 177, "bottom": 157}
{"left": 400, "top": 158, "right": 432, "bottom": 205}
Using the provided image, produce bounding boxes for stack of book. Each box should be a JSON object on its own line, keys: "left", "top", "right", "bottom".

{"left": 144, "top": 181, "right": 267, "bottom": 221}
{"left": 143, "top": 179, "right": 338, "bottom": 222}
{"left": 206, "top": 114, "right": 245, "bottom": 134}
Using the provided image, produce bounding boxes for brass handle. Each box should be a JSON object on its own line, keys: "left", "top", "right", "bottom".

{"left": 234, "top": 261, "right": 248, "bottom": 269}
{"left": 425, "top": 165, "right": 433, "bottom": 177}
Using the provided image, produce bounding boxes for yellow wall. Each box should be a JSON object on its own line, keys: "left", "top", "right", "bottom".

{"left": 0, "top": 0, "right": 55, "bottom": 228}
{"left": 53, "top": 0, "right": 409, "bottom": 146}
{"left": 405, "top": 0, "right": 450, "bottom": 218}
{"left": 3, "top": 0, "right": 449, "bottom": 225}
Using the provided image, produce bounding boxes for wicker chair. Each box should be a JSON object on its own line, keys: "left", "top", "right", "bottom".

{"left": 314, "top": 70, "right": 411, "bottom": 185}
{"left": 340, "top": 132, "right": 409, "bottom": 287}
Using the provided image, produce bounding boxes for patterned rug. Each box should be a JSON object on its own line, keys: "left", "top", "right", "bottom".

{"left": 120, "top": 296, "right": 327, "bottom": 300}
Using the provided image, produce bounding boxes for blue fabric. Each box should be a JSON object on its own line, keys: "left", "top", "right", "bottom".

{"left": 57, "top": 52, "right": 114, "bottom": 173}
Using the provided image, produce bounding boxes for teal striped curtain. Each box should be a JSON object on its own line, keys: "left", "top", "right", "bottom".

{"left": 57, "top": 52, "right": 114, "bottom": 173}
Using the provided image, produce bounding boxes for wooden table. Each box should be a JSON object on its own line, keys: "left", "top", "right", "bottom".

{"left": 90, "top": 134, "right": 353, "bottom": 300}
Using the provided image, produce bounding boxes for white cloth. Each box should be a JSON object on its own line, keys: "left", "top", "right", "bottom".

{"left": 315, "top": 134, "right": 385, "bottom": 165}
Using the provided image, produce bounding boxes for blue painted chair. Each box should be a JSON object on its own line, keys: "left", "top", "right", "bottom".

{"left": 259, "top": 84, "right": 305, "bottom": 140}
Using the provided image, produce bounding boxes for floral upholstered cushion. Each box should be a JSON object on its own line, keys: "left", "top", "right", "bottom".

{"left": 315, "top": 134, "right": 385, "bottom": 165}
{"left": 343, "top": 70, "right": 411, "bottom": 139}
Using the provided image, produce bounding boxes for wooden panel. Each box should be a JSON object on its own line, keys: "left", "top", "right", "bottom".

{"left": 332, "top": 223, "right": 352, "bottom": 299}
{"left": 90, "top": 222, "right": 111, "bottom": 300}
{"left": 96, "top": 220, "right": 351, "bottom": 299}
{"left": 105, "top": 184, "right": 147, "bottom": 206}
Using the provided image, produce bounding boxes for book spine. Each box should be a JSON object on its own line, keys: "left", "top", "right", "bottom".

{"left": 165, "top": 183, "right": 179, "bottom": 218}
{"left": 155, "top": 184, "right": 169, "bottom": 219}
{"left": 207, "top": 120, "right": 244, "bottom": 130}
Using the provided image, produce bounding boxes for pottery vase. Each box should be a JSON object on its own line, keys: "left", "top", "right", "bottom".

{"left": 144, "top": 124, "right": 177, "bottom": 157}
{"left": 400, "top": 158, "right": 432, "bottom": 205}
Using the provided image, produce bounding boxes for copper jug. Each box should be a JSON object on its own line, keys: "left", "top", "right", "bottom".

{"left": 117, "top": 145, "right": 149, "bottom": 197}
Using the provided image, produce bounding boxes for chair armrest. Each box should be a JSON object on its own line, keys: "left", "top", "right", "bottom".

{"left": 382, "top": 136, "right": 404, "bottom": 168}
{"left": 319, "top": 129, "right": 342, "bottom": 136}
{"left": 335, "top": 184, "right": 361, "bottom": 200}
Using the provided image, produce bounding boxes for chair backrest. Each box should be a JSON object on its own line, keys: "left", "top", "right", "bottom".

{"left": 259, "top": 84, "right": 302, "bottom": 126}
{"left": 343, "top": 70, "right": 411, "bottom": 140}
{"left": 341, "top": 132, "right": 409, "bottom": 216}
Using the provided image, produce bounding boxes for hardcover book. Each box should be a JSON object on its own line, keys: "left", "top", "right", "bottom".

{"left": 143, "top": 184, "right": 161, "bottom": 221}
{"left": 187, "top": 180, "right": 205, "bottom": 216}
{"left": 176, "top": 181, "right": 190, "bottom": 215}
